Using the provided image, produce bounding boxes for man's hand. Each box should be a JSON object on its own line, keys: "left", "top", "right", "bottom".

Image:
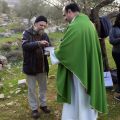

{"left": 38, "top": 40, "right": 49, "bottom": 47}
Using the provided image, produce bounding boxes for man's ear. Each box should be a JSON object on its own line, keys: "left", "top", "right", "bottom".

{"left": 68, "top": 9, "right": 72, "bottom": 14}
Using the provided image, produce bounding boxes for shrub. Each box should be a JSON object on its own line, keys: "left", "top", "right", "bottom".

{"left": 5, "top": 50, "right": 23, "bottom": 62}
{"left": 0, "top": 43, "right": 11, "bottom": 51}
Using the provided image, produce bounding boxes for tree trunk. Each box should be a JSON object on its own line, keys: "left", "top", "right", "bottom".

{"left": 90, "top": 0, "right": 115, "bottom": 71}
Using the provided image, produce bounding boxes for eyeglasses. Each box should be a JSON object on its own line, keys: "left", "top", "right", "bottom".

{"left": 38, "top": 24, "right": 47, "bottom": 28}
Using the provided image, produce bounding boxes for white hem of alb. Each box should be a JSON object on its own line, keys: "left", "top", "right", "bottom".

{"left": 61, "top": 74, "right": 98, "bottom": 120}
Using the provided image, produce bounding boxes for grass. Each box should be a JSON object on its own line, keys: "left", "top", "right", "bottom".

{"left": 0, "top": 33, "right": 22, "bottom": 44}
{"left": 0, "top": 27, "right": 6, "bottom": 32}
{"left": 0, "top": 61, "right": 61, "bottom": 120}
{"left": 0, "top": 33, "right": 120, "bottom": 120}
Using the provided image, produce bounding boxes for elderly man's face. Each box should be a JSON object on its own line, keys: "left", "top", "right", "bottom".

{"left": 34, "top": 21, "right": 47, "bottom": 34}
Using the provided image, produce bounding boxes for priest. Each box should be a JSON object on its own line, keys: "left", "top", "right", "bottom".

{"left": 48, "top": 3, "right": 108, "bottom": 120}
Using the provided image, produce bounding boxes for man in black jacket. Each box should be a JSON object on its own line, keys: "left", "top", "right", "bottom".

{"left": 22, "top": 16, "right": 51, "bottom": 119}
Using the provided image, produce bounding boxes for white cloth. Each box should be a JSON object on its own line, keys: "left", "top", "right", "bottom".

{"left": 44, "top": 47, "right": 59, "bottom": 64}
{"left": 49, "top": 50, "right": 98, "bottom": 120}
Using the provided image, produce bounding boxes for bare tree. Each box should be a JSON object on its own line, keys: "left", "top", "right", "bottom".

{"left": 0, "top": 0, "right": 10, "bottom": 14}
{"left": 15, "top": 0, "right": 46, "bottom": 26}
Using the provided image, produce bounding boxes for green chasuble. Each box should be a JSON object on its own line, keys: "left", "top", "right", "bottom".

{"left": 55, "top": 13, "right": 108, "bottom": 113}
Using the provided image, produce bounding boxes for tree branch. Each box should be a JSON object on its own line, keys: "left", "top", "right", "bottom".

{"left": 43, "top": 0, "right": 62, "bottom": 10}
{"left": 107, "top": 11, "right": 119, "bottom": 19}
{"left": 90, "top": 0, "right": 115, "bottom": 35}
{"left": 95, "top": 0, "right": 114, "bottom": 11}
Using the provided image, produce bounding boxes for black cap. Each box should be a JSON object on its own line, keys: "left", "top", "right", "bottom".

{"left": 34, "top": 16, "right": 47, "bottom": 23}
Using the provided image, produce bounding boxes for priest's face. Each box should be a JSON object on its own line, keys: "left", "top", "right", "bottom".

{"left": 63, "top": 8, "right": 73, "bottom": 23}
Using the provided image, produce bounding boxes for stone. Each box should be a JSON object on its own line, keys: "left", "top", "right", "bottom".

{"left": 0, "top": 55, "right": 7, "bottom": 66}
{"left": 18, "top": 79, "right": 26, "bottom": 88}
{"left": 9, "top": 91, "right": 14, "bottom": 94}
{"left": 15, "top": 89, "right": 21, "bottom": 94}
{"left": 0, "top": 104, "right": 5, "bottom": 108}
{"left": 6, "top": 96, "right": 11, "bottom": 99}
{"left": 9, "top": 84, "right": 13, "bottom": 88}
{"left": 6, "top": 102, "right": 14, "bottom": 106}
{"left": 0, "top": 94, "right": 5, "bottom": 99}
{"left": 48, "top": 75, "right": 56, "bottom": 79}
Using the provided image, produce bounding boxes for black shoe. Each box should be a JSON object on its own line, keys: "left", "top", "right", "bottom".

{"left": 40, "top": 106, "right": 50, "bottom": 113}
{"left": 115, "top": 88, "right": 120, "bottom": 93}
{"left": 114, "top": 95, "right": 120, "bottom": 101}
{"left": 32, "top": 110, "right": 40, "bottom": 119}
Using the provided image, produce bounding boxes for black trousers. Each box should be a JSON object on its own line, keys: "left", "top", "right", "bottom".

{"left": 112, "top": 51, "right": 120, "bottom": 90}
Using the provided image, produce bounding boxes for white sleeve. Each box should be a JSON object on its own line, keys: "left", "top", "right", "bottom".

{"left": 50, "top": 49, "right": 60, "bottom": 64}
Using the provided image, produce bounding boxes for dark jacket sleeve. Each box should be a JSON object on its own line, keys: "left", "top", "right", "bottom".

{"left": 109, "top": 28, "right": 120, "bottom": 45}
{"left": 22, "top": 31, "right": 40, "bottom": 51}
